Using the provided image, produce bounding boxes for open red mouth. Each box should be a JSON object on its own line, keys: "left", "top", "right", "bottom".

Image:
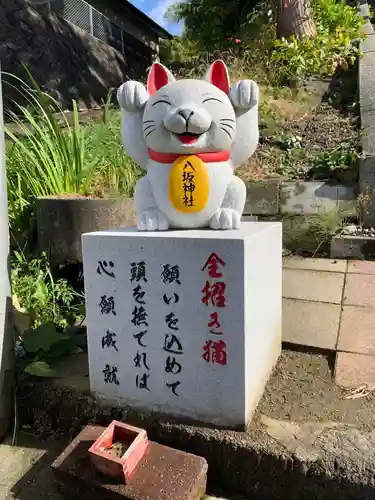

{"left": 176, "top": 133, "right": 201, "bottom": 144}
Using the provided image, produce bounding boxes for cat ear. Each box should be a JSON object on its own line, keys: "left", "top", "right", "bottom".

{"left": 205, "top": 60, "right": 230, "bottom": 94}
{"left": 147, "top": 63, "right": 175, "bottom": 95}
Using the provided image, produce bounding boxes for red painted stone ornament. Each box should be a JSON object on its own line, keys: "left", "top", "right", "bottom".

{"left": 88, "top": 420, "right": 148, "bottom": 482}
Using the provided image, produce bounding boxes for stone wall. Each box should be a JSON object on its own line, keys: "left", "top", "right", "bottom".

{"left": 0, "top": 0, "right": 154, "bottom": 110}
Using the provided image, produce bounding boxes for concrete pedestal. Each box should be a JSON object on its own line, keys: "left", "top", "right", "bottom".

{"left": 82, "top": 222, "right": 282, "bottom": 427}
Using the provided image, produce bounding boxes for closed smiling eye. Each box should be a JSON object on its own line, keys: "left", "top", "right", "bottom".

{"left": 152, "top": 99, "right": 171, "bottom": 106}
{"left": 203, "top": 97, "right": 223, "bottom": 104}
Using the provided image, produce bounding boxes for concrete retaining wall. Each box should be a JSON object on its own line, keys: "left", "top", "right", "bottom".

{"left": 0, "top": 0, "right": 154, "bottom": 110}
{"left": 244, "top": 180, "right": 357, "bottom": 216}
{"left": 331, "top": 234, "right": 375, "bottom": 258}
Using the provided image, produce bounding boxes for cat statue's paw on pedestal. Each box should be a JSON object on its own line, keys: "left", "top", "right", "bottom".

{"left": 137, "top": 209, "right": 169, "bottom": 232}
{"left": 209, "top": 208, "right": 241, "bottom": 230}
{"left": 117, "top": 59, "right": 259, "bottom": 231}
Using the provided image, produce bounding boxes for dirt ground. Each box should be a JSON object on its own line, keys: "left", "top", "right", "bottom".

{"left": 255, "top": 348, "right": 375, "bottom": 431}
{"left": 238, "top": 68, "right": 359, "bottom": 182}
{"left": 16, "top": 349, "right": 375, "bottom": 498}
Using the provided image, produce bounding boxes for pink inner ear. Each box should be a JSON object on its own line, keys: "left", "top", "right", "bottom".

{"left": 210, "top": 60, "right": 230, "bottom": 94}
{"left": 148, "top": 64, "right": 169, "bottom": 95}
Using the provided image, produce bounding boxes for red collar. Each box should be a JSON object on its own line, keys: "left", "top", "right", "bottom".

{"left": 148, "top": 148, "right": 230, "bottom": 164}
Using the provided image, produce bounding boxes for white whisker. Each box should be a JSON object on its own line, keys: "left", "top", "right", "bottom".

{"left": 220, "top": 118, "right": 235, "bottom": 123}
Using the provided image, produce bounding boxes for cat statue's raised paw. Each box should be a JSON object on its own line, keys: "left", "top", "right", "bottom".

{"left": 117, "top": 60, "right": 259, "bottom": 231}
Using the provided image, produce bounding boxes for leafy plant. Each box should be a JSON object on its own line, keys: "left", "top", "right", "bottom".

{"left": 271, "top": 0, "right": 365, "bottom": 85}
{"left": 101, "top": 87, "right": 114, "bottom": 125}
{"left": 166, "top": 0, "right": 247, "bottom": 52}
{"left": 275, "top": 148, "right": 307, "bottom": 178}
{"left": 272, "top": 0, "right": 364, "bottom": 82}
{"left": 271, "top": 27, "right": 362, "bottom": 85}
{"left": 309, "top": 147, "right": 358, "bottom": 179}
{"left": 272, "top": 132, "right": 302, "bottom": 150}
{"left": 161, "top": 0, "right": 274, "bottom": 82}
{"left": 283, "top": 209, "right": 348, "bottom": 256}
{"left": 267, "top": 133, "right": 304, "bottom": 178}
{"left": 165, "top": 0, "right": 364, "bottom": 86}
{"left": 5, "top": 72, "right": 141, "bottom": 252}
{"left": 4, "top": 71, "right": 102, "bottom": 204}
{"left": 159, "top": 37, "right": 202, "bottom": 74}
{"left": 11, "top": 251, "right": 83, "bottom": 331}
{"left": 18, "top": 322, "right": 81, "bottom": 378}
{"left": 313, "top": 0, "right": 364, "bottom": 35}
{"left": 85, "top": 112, "right": 142, "bottom": 198}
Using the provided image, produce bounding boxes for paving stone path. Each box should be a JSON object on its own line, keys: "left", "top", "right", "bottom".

{"left": 283, "top": 257, "right": 375, "bottom": 388}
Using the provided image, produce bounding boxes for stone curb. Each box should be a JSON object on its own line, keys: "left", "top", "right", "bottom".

{"left": 244, "top": 180, "right": 357, "bottom": 217}
{"left": 330, "top": 234, "right": 375, "bottom": 259}
{"left": 358, "top": 1, "right": 375, "bottom": 226}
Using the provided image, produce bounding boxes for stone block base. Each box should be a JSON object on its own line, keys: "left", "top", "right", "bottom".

{"left": 82, "top": 222, "right": 282, "bottom": 427}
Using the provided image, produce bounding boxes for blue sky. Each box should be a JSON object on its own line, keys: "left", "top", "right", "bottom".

{"left": 128, "top": 0, "right": 183, "bottom": 35}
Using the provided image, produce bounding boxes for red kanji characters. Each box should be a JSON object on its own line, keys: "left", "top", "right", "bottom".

{"left": 202, "top": 340, "right": 227, "bottom": 365}
{"left": 201, "top": 252, "right": 228, "bottom": 364}
{"left": 208, "top": 311, "right": 222, "bottom": 335}
{"left": 201, "top": 252, "right": 226, "bottom": 278}
{"left": 201, "top": 281, "right": 226, "bottom": 307}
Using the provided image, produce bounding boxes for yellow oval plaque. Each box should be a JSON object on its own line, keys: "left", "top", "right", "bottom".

{"left": 168, "top": 155, "right": 209, "bottom": 213}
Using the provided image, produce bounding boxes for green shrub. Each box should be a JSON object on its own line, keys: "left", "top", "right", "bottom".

{"left": 85, "top": 112, "right": 142, "bottom": 198}
{"left": 12, "top": 251, "right": 83, "bottom": 330}
{"left": 283, "top": 210, "right": 347, "bottom": 255}
{"left": 313, "top": 0, "right": 364, "bottom": 35}
{"left": 159, "top": 37, "right": 202, "bottom": 74}
{"left": 271, "top": 0, "right": 364, "bottom": 85}
{"left": 310, "top": 147, "right": 358, "bottom": 178}
{"left": 165, "top": 0, "right": 260, "bottom": 52}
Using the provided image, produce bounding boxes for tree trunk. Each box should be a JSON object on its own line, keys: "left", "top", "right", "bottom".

{"left": 273, "top": 0, "right": 317, "bottom": 39}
